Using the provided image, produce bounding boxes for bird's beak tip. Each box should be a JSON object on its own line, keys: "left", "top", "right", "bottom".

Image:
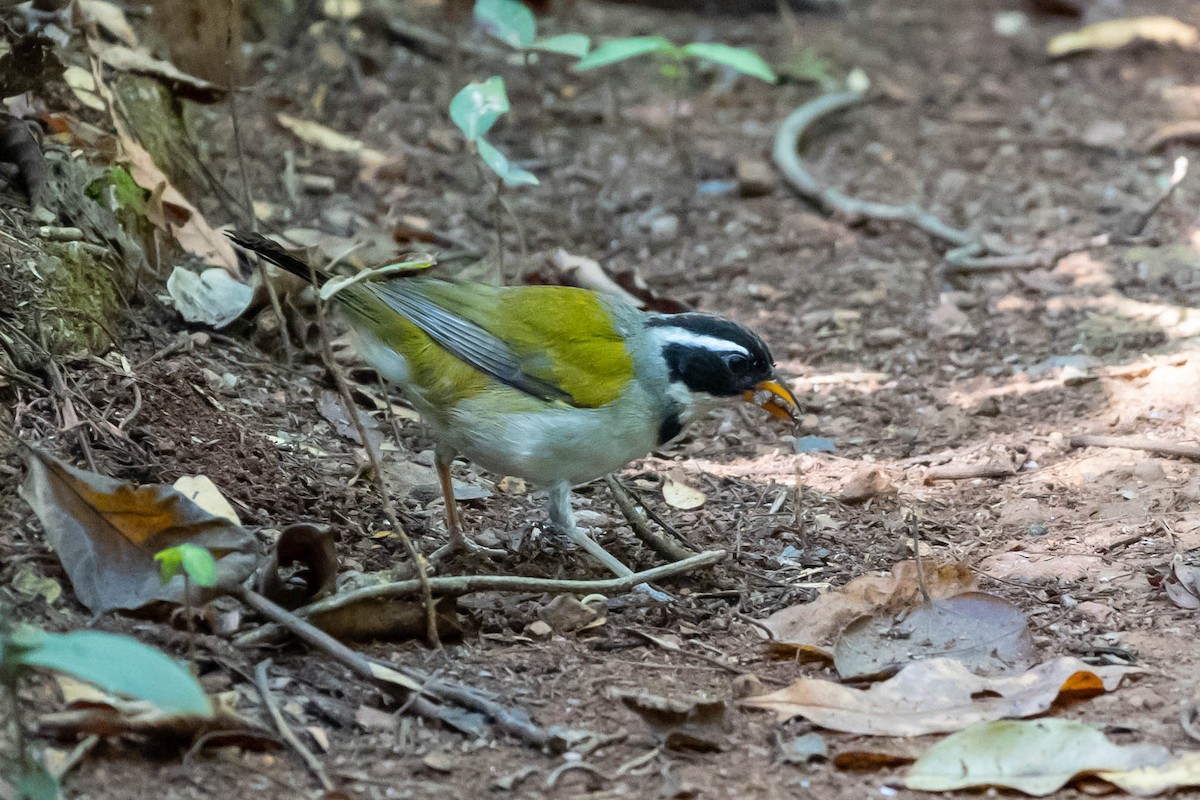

{"left": 743, "top": 378, "right": 800, "bottom": 423}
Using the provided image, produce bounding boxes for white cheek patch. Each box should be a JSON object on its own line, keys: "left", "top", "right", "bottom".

{"left": 651, "top": 326, "right": 750, "bottom": 355}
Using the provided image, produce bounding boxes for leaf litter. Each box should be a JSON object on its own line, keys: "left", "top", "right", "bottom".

{"left": 741, "top": 656, "right": 1141, "bottom": 736}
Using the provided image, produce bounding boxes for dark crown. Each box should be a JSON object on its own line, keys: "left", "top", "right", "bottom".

{"left": 646, "top": 314, "right": 776, "bottom": 397}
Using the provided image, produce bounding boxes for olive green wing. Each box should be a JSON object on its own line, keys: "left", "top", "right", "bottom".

{"left": 366, "top": 279, "right": 634, "bottom": 409}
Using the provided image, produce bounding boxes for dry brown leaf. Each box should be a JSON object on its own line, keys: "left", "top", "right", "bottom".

{"left": 43, "top": 676, "right": 271, "bottom": 746}
{"left": 1048, "top": 16, "right": 1199, "bottom": 56}
{"left": 113, "top": 124, "right": 237, "bottom": 269}
{"left": 613, "top": 689, "right": 732, "bottom": 751}
{"left": 741, "top": 657, "right": 1140, "bottom": 736}
{"left": 18, "top": 447, "right": 257, "bottom": 613}
{"left": 663, "top": 471, "right": 706, "bottom": 510}
{"left": 1162, "top": 555, "right": 1200, "bottom": 610}
{"left": 833, "top": 591, "right": 1037, "bottom": 680}
{"left": 256, "top": 522, "right": 339, "bottom": 609}
{"left": 276, "top": 114, "right": 386, "bottom": 165}
{"left": 96, "top": 45, "right": 222, "bottom": 103}
{"left": 761, "top": 560, "right": 975, "bottom": 660}
{"left": 172, "top": 475, "right": 240, "bottom": 525}
{"left": 309, "top": 596, "right": 466, "bottom": 642}
{"left": 837, "top": 466, "right": 896, "bottom": 504}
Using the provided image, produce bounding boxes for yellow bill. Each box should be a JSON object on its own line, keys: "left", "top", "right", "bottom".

{"left": 743, "top": 378, "right": 800, "bottom": 422}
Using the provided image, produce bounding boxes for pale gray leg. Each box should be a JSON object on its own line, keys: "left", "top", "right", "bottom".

{"left": 547, "top": 481, "right": 632, "bottom": 577}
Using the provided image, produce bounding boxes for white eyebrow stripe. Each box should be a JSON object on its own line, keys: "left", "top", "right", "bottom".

{"left": 651, "top": 326, "right": 750, "bottom": 355}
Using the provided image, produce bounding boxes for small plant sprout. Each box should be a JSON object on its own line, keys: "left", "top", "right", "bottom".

{"left": 1, "top": 622, "right": 209, "bottom": 798}
{"left": 450, "top": 76, "right": 536, "bottom": 280}
{"left": 575, "top": 37, "right": 777, "bottom": 83}
{"left": 473, "top": 0, "right": 590, "bottom": 58}
{"left": 575, "top": 37, "right": 777, "bottom": 149}
{"left": 154, "top": 543, "right": 217, "bottom": 672}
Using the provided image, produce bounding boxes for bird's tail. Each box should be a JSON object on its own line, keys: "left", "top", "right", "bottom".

{"left": 226, "top": 231, "right": 330, "bottom": 286}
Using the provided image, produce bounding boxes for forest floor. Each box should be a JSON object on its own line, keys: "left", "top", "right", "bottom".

{"left": 5, "top": 0, "right": 1200, "bottom": 797}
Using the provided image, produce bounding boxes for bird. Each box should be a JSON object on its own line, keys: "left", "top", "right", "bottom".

{"left": 228, "top": 232, "right": 799, "bottom": 576}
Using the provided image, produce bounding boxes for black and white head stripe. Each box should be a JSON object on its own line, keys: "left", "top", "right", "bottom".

{"left": 646, "top": 314, "right": 776, "bottom": 397}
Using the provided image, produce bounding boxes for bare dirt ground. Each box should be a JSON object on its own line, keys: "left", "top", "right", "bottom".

{"left": 6, "top": 0, "right": 1200, "bottom": 797}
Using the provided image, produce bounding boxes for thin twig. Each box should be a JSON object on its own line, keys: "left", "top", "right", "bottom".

{"left": 1069, "top": 434, "right": 1200, "bottom": 462}
{"left": 908, "top": 510, "right": 930, "bottom": 604}
{"left": 253, "top": 659, "right": 334, "bottom": 792}
{"left": 604, "top": 475, "right": 696, "bottom": 562}
{"left": 313, "top": 297, "right": 440, "bottom": 647}
{"left": 236, "top": 589, "right": 560, "bottom": 750}
{"left": 247, "top": 549, "right": 726, "bottom": 623}
{"left": 1128, "top": 156, "right": 1188, "bottom": 236}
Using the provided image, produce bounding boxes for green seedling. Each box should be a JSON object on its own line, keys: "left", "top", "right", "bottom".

{"left": 574, "top": 36, "right": 777, "bottom": 83}
{"left": 574, "top": 36, "right": 776, "bottom": 155}
{"left": 1, "top": 621, "right": 208, "bottom": 799}
{"left": 450, "top": 76, "right": 536, "bottom": 280}
{"left": 154, "top": 543, "right": 217, "bottom": 673}
{"left": 474, "top": 0, "right": 590, "bottom": 58}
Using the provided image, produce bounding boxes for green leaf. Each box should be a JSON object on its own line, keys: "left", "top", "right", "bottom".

{"left": 155, "top": 543, "right": 218, "bottom": 587}
{"left": 573, "top": 36, "right": 676, "bottom": 71}
{"left": 476, "top": 139, "right": 539, "bottom": 187}
{"left": 529, "top": 33, "right": 590, "bottom": 57}
{"left": 681, "top": 42, "right": 778, "bottom": 83}
{"left": 10, "top": 627, "right": 211, "bottom": 716}
{"left": 473, "top": 0, "right": 535, "bottom": 49}
{"left": 449, "top": 76, "right": 511, "bottom": 141}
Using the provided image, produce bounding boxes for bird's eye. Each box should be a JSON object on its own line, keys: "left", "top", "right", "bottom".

{"left": 724, "top": 353, "right": 749, "bottom": 372}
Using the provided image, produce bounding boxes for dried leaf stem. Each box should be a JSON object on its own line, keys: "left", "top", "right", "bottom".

{"left": 1069, "top": 434, "right": 1200, "bottom": 462}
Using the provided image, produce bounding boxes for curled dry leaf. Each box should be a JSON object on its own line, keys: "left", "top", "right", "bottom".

{"left": 77, "top": 0, "right": 139, "bottom": 46}
{"left": 905, "top": 719, "right": 1172, "bottom": 796}
{"left": 172, "top": 475, "right": 240, "bottom": 525}
{"left": 741, "top": 656, "right": 1141, "bottom": 737}
{"left": 1047, "top": 16, "right": 1199, "bottom": 56}
{"left": 275, "top": 114, "right": 402, "bottom": 180}
{"left": 96, "top": 45, "right": 221, "bottom": 103}
{"left": 613, "top": 689, "right": 732, "bottom": 751}
{"left": 1161, "top": 554, "right": 1200, "bottom": 610}
{"left": 43, "top": 676, "right": 271, "bottom": 746}
{"left": 256, "top": 523, "right": 339, "bottom": 610}
{"left": 166, "top": 266, "right": 254, "bottom": 329}
{"left": 760, "top": 560, "right": 975, "bottom": 661}
{"left": 663, "top": 471, "right": 706, "bottom": 510}
{"left": 833, "top": 591, "right": 1037, "bottom": 680}
{"left": 18, "top": 447, "right": 258, "bottom": 613}
{"left": 106, "top": 89, "right": 236, "bottom": 270}
{"left": 542, "top": 249, "right": 690, "bottom": 313}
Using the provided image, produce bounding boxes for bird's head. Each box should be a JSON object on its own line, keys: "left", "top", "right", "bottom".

{"left": 646, "top": 313, "right": 800, "bottom": 424}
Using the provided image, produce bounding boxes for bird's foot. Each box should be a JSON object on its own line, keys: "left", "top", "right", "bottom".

{"left": 430, "top": 531, "right": 506, "bottom": 564}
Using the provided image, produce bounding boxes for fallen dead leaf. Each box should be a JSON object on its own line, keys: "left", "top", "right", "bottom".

{"left": 741, "top": 657, "right": 1140, "bottom": 736}
{"left": 256, "top": 523, "right": 338, "bottom": 609}
{"left": 906, "top": 719, "right": 1171, "bottom": 795}
{"left": 837, "top": 466, "right": 896, "bottom": 504}
{"left": 78, "top": 0, "right": 139, "bottom": 46}
{"left": 1103, "top": 751, "right": 1200, "bottom": 796}
{"left": 97, "top": 45, "right": 221, "bottom": 102}
{"left": 18, "top": 446, "right": 257, "bottom": 613}
{"left": 172, "top": 475, "right": 240, "bottom": 526}
{"left": 833, "top": 591, "right": 1037, "bottom": 680}
{"left": 613, "top": 689, "right": 732, "bottom": 751}
{"left": 663, "top": 471, "right": 706, "bottom": 510}
{"left": 166, "top": 266, "right": 254, "bottom": 328}
{"left": 1047, "top": 16, "right": 1199, "bottom": 56}
{"left": 1159, "top": 554, "right": 1200, "bottom": 610}
{"left": 309, "top": 595, "right": 466, "bottom": 643}
{"left": 760, "top": 560, "right": 976, "bottom": 661}
{"left": 275, "top": 113, "right": 394, "bottom": 176}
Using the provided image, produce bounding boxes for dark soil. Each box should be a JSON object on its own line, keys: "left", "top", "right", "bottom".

{"left": 5, "top": 0, "right": 1200, "bottom": 797}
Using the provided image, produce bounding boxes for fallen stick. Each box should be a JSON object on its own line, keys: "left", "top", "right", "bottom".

{"left": 270, "top": 549, "right": 726, "bottom": 620}
{"left": 771, "top": 91, "right": 1045, "bottom": 270}
{"left": 922, "top": 462, "right": 1017, "bottom": 483}
{"left": 237, "top": 588, "right": 562, "bottom": 750}
{"left": 254, "top": 659, "right": 334, "bottom": 792}
{"left": 1069, "top": 434, "right": 1200, "bottom": 462}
